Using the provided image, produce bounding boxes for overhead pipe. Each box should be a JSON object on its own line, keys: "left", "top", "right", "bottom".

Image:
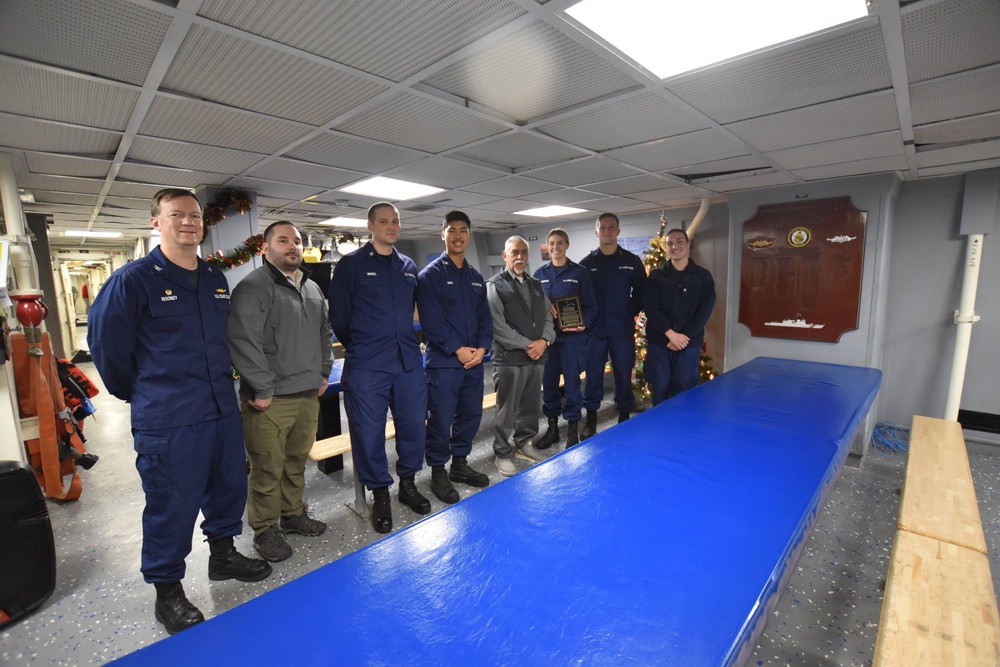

{"left": 944, "top": 234, "right": 984, "bottom": 421}
{"left": 0, "top": 152, "right": 40, "bottom": 291}
{"left": 685, "top": 199, "right": 711, "bottom": 240}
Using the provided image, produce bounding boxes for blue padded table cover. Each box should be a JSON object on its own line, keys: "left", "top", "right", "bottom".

{"left": 324, "top": 359, "right": 344, "bottom": 395}
{"left": 114, "top": 357, "right": 881, "bottom": 667}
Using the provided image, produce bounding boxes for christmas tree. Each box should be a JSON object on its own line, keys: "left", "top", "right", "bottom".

{"left": 632, "top": 212, "right": 669, "bottom": 404}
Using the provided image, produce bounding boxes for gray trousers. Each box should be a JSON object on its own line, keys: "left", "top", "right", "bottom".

{"left": 492, "top": 363, "right": 544, "bottom": 458}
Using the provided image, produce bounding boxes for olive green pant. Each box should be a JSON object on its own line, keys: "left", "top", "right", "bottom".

{"left": 242, "top": 391, "right": 319, "bottom": 538}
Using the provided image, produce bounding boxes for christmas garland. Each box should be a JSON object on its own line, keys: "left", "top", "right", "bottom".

{"left": 206, "top": 234, "right": 264, "bottom": 270}
{"left": 200, "top": 188, "right": 262, "bottom": 270}
{"left": 203, "top": 188, "right": 253, "bottom": 234}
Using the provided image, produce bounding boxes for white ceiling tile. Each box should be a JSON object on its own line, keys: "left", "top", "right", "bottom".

{"left": 605, "top": 130, "right": 748, "bottom": 172}
{"left": 25, "top": 153, "right": 111, "bottom": 179}
{"left": 537, "top": 91, "right": 708, "bottom": 151}
{"left": 910, "top": 66, "right": 1000, "bottom": 126}
{"left": 139, "top": 96, "right": 312, "bottom": 154}
{"left": 916, "top": 139, "right": 1000, "bottom": 169}
{"left": 902, "top": 0, "right": 1000, "bottom": 83}
{"left": 336, "top": 92, "right": 508, "bottom": 153}
{"left": 385, "top": 156, "right": 503, "bottom": 188}
{"left": 200, "top": 0, "right": 526, "bottom": 82}
{"left": 527, "top": 156, "right": 643, "bottom": 186}
{"left": 461, "top": 176, "right": 560, "bottom": 198}
{"left": 0, "top": 0, "right": 170, "bottom": 86}
{"left": 584, "top": 174, "right": 681, "bottom": 196}
{"left": 668, "top": 22, "right": 890, "bottom": 124}
{"left": 246, "top": 158, "right": 365, "bottom": 189}
{"left": 454, "top": 132, "right": 588, "bottom": 169}
{"left": 766, "top": 133, "right": 904, "bottom": 171}
{"left": 792, "top": 155, "right": 908, "bottom": 181}
{"left": 285, "top": 133, "right": 424, "bottom": 173}
{"left": 727, "top": 92, "right": 899, "bottom": 152}
{"left": 128, "top": 137, "right": 265, "bottom": 174}
{"left": 0, "top": 115, "right": 121, "bottom": 154}
{"left": 915, "top": 112, "right": 1000, "bottom": 145}
{"left": 163, "top": 25, "right": 387, "bottom": 126}
{"left": 0, "top": 60, "right": 138, "bottom": 131}
{"left": 424, "top": 20, "right": 636, "bottom": 121}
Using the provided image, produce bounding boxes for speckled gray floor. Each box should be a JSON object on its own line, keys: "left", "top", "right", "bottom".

{"left": 2, "top": 360, "right": 997, "bottom": 666}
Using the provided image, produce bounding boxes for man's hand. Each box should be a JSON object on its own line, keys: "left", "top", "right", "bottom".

{"left": 248, "top": 397, "right": 272, "bottom": 411}
{"left": 462, "top": 347, "right": 486, "bottom": 369}
{"left": 666, "top": 329, "right": 689, "bottom": 350}
{"left": 317, "top": 379, "right": 329, "bottom": 396}
{"left": 455, "top": 346, "right": 476, "bottom": 366}
{"left": 526, "top": 339, "right": 548, "bottom": 360}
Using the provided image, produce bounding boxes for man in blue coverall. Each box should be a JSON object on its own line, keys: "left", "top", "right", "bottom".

{"left": 329, "top": 202, "right": 429, "bottom": 534}
{"left": 580, "top": 213, "right": 647, "bottom": 438}
{"left": 643, "top": 228, "right": 716, "bottom": 405}
{"left": 533, "top": 228, "right": 597, "bottom": 449}
{"left": 416, "top": 210, "right": 493, "bottom": 504}
{"left": 88, "top": 188, "right": 271, "bottom": 636}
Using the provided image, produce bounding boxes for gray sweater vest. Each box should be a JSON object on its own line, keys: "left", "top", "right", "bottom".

{"left": 488, "top": 271, "right": 549, "bottom": 366}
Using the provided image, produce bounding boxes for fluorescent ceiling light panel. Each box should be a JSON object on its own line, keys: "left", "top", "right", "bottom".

{"left": 513, "top": 205, "right": 588, "bottom": 217}
{"left": 340, "top": 176, "right": 444, "bottom": 201}
{"left": 318, "top": 217, "right": 368, "bottom": 227}
{"left": 565, "top": 0, "right": 868, "bottom": 79}
{"left": 65, "top": 230, "right": 123, "bottom": 238}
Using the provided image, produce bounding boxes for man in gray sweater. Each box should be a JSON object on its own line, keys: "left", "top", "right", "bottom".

{"left": 228, "top": 221, "right": 333, "bottom": 562}
{"left": 486, "top": 236, "right": 555, "bottom": 477}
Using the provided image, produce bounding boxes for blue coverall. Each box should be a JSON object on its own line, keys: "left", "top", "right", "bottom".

{"left": 416, "top": 252, "right": 493, "bottom": 466}
{"left": 329, "top": 242, "right": 427, "bottom": 490}
{"left": 580, "top": 246, "right": 647, "bottom": 414}
{"left": 87, "top": 246, "right": 246, "bottom": 583}
{"left": 534, "top": 260, "right": 598, "bottom": 421}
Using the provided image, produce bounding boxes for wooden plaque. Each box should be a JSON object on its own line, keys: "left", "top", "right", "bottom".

{"left": 738, "top": 197, "right": 866, "bottom": 342}
{"left": 554, "top": 295, "right": 585, "bottom": 330}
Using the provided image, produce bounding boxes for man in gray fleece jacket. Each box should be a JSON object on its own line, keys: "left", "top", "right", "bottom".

{"left": 228, "top": 221, "right": 333, "bottom": 562}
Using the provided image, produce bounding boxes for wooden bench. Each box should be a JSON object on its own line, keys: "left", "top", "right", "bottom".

{"left": 309, "top": 392, "right": 498, "bottom": 463}
{"left": 873, "top": 530, "right": 1000, "bottom": 665}
{"left": 873, "top": 415, "right": 1000, "bottom": 666}
{"left": 897, "top": 415, "right": 987, "bottom": 553}
{"left": 309, "top": 367, "right": 598, "bottom": 464}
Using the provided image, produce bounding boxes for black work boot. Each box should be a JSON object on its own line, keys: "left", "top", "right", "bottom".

{"left": 154, "top": 582, "right": 204, "bottom": 635}
{"left": 534, "top": 417, "right": 560, "bottom": 450}
{"left": 207, "top": 536, "right": 272, "bottom": 582}
{"left": 372, "top": 487, "right": 392, "bottom": 534}
{"left": 565, "top": 420, "right": 579, "bottom": 448}
{"left": 430, "top": 465, "right": 460, "bottom": 504}
{"left": 450, "top": 455, "right": 490, "bottom": 488}
{"left": 618, "top": 411, "right": 630, "bottom": 424}
{"left": 398, "top": 476, "right": 431, "bottom": 515}
{"left": 580, "top": 409, "right": 598, "bottom": 440}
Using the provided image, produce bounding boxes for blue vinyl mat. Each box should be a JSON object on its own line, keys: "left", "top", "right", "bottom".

{"left": 113, "top": 356, "right": 881, "bottom": 666}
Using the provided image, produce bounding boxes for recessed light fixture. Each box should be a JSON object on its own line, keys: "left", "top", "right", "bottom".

{"left": 340, "top": 176, "right": 444, "bottom": 201}
{"left": 65, "top": 230, "right": 123, "bottom": 238}
{"left": 513, "top": 205, "right": 588, "bottom": 218}
{"left": 565, "top": 0, "right": 868, "bottom": 80}
{"left": 317, "top": 217, "right": 367, "bottom": 227}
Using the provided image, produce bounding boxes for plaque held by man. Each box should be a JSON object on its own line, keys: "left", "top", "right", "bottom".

{"left": 554, "top": 295, "right": 585, "bottom": 331}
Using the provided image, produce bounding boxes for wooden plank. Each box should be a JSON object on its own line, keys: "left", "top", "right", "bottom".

{"left": 873, "top": 530, "right": 1000, "bottom": 667}
{"left": 309, "top": 392, "right": 499, "bottom": 461}
{"left": 898, "top": 415, "right": 987, "bottom": 553}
